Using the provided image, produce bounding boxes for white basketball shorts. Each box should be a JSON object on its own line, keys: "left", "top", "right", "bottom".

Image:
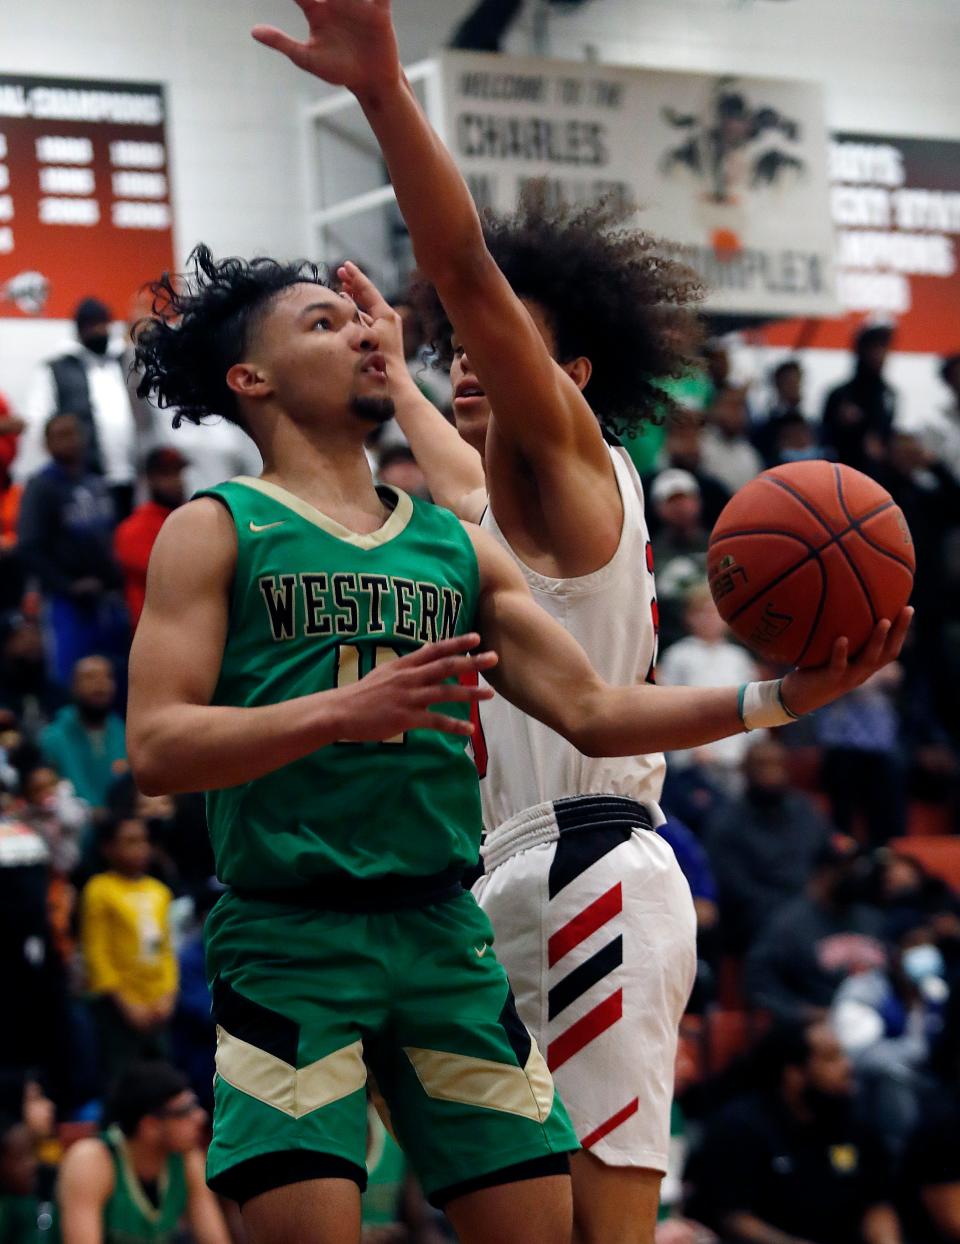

{"left": 473, "top": 795, "right": 697, "bottom": 1171}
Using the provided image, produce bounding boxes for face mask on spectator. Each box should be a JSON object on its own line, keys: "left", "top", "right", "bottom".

{"left": 82, "top": 332, "right": 110, "bottom": 356}
{"left": 902, "top": 943, "right": 945, "bottom": 984}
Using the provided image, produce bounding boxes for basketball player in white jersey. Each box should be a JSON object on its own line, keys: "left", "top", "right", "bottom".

{"left": 254, "top": 4, "right": 910, "bottom": 1240}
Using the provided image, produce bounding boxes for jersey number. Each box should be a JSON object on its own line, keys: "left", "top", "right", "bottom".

{"left": 334, "top": 644, "right": 405, "bottom": 745}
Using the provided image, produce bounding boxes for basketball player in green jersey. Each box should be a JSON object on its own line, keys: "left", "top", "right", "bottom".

{"left": 57, "top": 1061, "right": 228, "bottom": 1244}
{"left": 128, "top": 233, "right": 906, "bottom": 1244}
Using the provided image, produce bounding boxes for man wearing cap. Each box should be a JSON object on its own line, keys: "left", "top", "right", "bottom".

{"left": 114, "top": 447, "right": 188, "bottom": 628}
{"left": 650, "top": 469, "right": 709, "bottom": 651}
{"left": 18, "top": 297, "right": 138, "bottom": 518}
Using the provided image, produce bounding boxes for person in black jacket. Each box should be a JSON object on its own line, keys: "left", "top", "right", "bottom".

{"left": 820, "top": 324, "right": 897, "bottom": 475}
{"left": 705, "top": 736, "right": 832, "bottom": 953}
{"left": 17, "top": 414, "right": 127, "bottom": 686}
{"left": 685, "top": 1020, "right": 903, "bottom": 1244}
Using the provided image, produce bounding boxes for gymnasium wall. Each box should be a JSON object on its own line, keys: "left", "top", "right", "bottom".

{"left": 1, "top": 0, "right": 957, "bottom": 419}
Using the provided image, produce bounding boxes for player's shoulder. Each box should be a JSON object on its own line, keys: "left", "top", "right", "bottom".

{"left": 58, "top": 1135, "right": 115, "bottom": 1190}
{"left": 148, "top": 495, "right": 238, "bottom": 573}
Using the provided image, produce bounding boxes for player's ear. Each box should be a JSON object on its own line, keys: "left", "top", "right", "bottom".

{"left": 226, "top": 362, "right": 274, "bottom": 401}
{"left": 562, "top": 355, "right": 592, "bottom": 392}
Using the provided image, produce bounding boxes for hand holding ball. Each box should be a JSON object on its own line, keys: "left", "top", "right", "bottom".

{"left": 708, "top": 461, "right": 914, "bottom": 668}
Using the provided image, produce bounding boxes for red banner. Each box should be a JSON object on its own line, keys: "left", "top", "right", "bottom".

{"left": 0, "top": 74, "right": 174, "bottom": 320}
{"left": 759, "top": 133, "right": 960, "bottom": 355}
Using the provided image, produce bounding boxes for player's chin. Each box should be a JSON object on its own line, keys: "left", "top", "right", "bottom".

{"left": 350, "top": 393, "right": 396, "bottom": 425}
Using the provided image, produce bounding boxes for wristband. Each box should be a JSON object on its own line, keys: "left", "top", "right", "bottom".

{"left": 739, "top": 679, "right": 801, "bottom": 731}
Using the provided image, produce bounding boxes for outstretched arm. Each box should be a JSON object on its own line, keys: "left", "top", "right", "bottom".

{"left": 340, "top": 262, "right": 486, "bottom": 521}
{"left": 254, "top": 2, "right": 622, "bottom": 564}
{"left": 127, "top": 499, "right": 494, "bottom": 795}
{"left": 468, "top": 523, "right": 912, "bottom": 758}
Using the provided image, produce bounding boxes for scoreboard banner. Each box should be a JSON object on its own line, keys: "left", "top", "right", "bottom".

{"left": 438, "top": 50, "right": 837, "bottom": 318}
{"left": 759, "top": 133, "right": 960, "bottom": 354}
{"left": 0, "top": 74, "right": 175, "bottom": 320}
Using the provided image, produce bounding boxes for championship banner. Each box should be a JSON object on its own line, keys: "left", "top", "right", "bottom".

{"left": 439, "top": 49, "right": 837, "bottom": 317}
{"left": 0, "top": 74, "right": 175, "bottom": 320}
{"left": 759, "top": 133, "right": 960, "bottom": 353}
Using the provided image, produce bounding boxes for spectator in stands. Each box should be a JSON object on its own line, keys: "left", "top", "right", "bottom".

{"left": 919, "top": 352, "right": 960, "bottom": 486}
{"left": 685, "top": 1020, "right": 902, "bottom": 1244}
{"left": 0, "top": 399, "right": 24, "bottom": 615}
{"left": 81, "top": 815, "right": 178, "bottom": 1078}
{"left": 40, "top": 656, "right": 126, "bottom": 813}
{"left": 0, "top": 617, "right": 62, "bottom": 733}
{"left": 649, "top": 469, "right": 709, "bottom": 652}
{"left": 659, "top": 816, "right": 720, "bottom": 1010}
{"left": 172, "top": 881, "right": 221, "bottom": 1113}
{"left": 701, "top": 384, "right": 763, "bottom": 494}
{"left": 56, "top": 1060, "right": 229, "bottom": 1244}
{"left": 817, "top": 664, "right": 906, "bottom": 846}
{"left": 375, "top": 444, "right": 431, "bottom": 502}
{"left": 706, "top": 734, "right": 832, "bottom": 953}
{"left": 821, "top": 323, "right": 897, "bottom": 474}
{"left": 0, "top": 1111, "right": 49, "bottom": 1242}
{"left": 18, "top": 414, "right": 127, "bottom": 686}
{"left": 0, "top": 1074, "right": 55, "bottom": 1153}
{"left": 18, "top": 298, "right": 138, "bottom": 518}
{"left": 753, "top": 358, "right": 807, "bottom": 466}
{"left": 745, "top": 835, "right": 887, "bottom": 1022}
{"left": 649, "top": 414, "right": 730, "bottom": 531}
{"left": 897, "top": 990, "right": 960, "bottom": 1243}
{"left": 658, "top": 582, "right": 757, "bottom": 789}
{"left": 833, "top": 919, "right": 946, "bottom": 1151}
{"left": 114, "top": 446, "right": 187, "bottom": 628}
{"left": 874, "top": 430, "right": 960, "bottom": 683}
{"left": 0, "top": 803, "right": 71, "bottom": 1109}
{"left": 17, "top": 762, "right": 86, "bottom": 875}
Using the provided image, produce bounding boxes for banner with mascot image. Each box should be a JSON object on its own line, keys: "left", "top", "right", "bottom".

{"left": 439, "top": 50, "right": 837, "bottom": 318}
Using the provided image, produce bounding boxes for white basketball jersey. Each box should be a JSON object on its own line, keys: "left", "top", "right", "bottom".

{"left": 477, "top": 444, "right": 665, "bottom": 830}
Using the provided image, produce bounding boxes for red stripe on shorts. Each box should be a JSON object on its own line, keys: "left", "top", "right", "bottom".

{"left": 547, "top": 883, "right": 622, "bottom": 968}
{"left": 548, "top": 988, "right": 623, "bottom": 1070}
{"left": 580, "top": 1096, "right": 640, "bottom": 1150}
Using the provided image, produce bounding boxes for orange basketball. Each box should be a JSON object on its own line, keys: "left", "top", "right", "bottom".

{"left": 707, "top": 461, "right": 915, "bottom": 668}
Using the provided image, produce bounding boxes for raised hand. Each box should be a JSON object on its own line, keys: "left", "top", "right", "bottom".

{"left": 252, "top": 0, "right": 400, "bottom": 95}
{"left": 338, "top": 261, "right": 407, "bottom": 377}
{"left": 780, "top": 606, "right": 913, "bottom": 717}
{"left": 332, "top": 632, "right": 497, "bottom": 742}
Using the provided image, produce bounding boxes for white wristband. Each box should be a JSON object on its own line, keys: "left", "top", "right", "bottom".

{"left": 738, "top": 679, "right": 800, "bottom": 731}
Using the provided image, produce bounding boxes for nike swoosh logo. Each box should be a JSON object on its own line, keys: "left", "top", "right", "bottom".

{"left": 474, "top": 944, "right": 489, "bottom": 958}
{"left": 249, "top": 520, "right": 286, "bottom": 533}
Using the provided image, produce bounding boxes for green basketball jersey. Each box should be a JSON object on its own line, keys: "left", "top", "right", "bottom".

{"left": 198, "top": 477, "right": 482, "bottom": 886}
{"left": 101, "top": 1126, "right": 186, "bottom": 1243}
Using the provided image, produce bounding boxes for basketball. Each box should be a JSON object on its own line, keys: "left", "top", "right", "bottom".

{"left": 707, "top": 461, "right": 915, "bottom": 668}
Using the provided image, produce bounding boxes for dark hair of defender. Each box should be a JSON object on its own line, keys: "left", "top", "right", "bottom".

{"left": 412, "top": 185, "right": 705, "bottom": 439}
{"left": 133, "top": 244, "right": 330, "bottom": 431}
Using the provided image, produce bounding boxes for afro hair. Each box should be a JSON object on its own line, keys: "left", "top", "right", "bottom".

{"left": 413, "top": 185, "right": 704, "bottom": 439}
{"left": 133, "top": 244, "right": 330, "bottom": 429}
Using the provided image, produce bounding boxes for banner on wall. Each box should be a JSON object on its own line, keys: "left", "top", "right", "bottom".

{"left": 438, "top": 49, "right": 837, "bottom": 317}
{"left": 0, "top": 74, "right": 174, "bottom": 320}
{"left": 759, "top": 133, "right": 960, "bottom": 354}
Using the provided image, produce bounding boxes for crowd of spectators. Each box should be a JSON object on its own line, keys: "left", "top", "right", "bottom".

{"left": 0, "top": 292, "right": 958, "bottom": 1243}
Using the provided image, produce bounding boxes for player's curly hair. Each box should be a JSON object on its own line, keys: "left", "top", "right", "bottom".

{"left": 133, "top": 244, "right": 329, "bottom": 428}
{"left": 413, "top": 186, "right": 704, "bottom": 438}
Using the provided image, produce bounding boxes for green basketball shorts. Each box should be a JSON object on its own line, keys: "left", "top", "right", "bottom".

{"left": 204, "top": 885, "right": 578, "bottom": 1207}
